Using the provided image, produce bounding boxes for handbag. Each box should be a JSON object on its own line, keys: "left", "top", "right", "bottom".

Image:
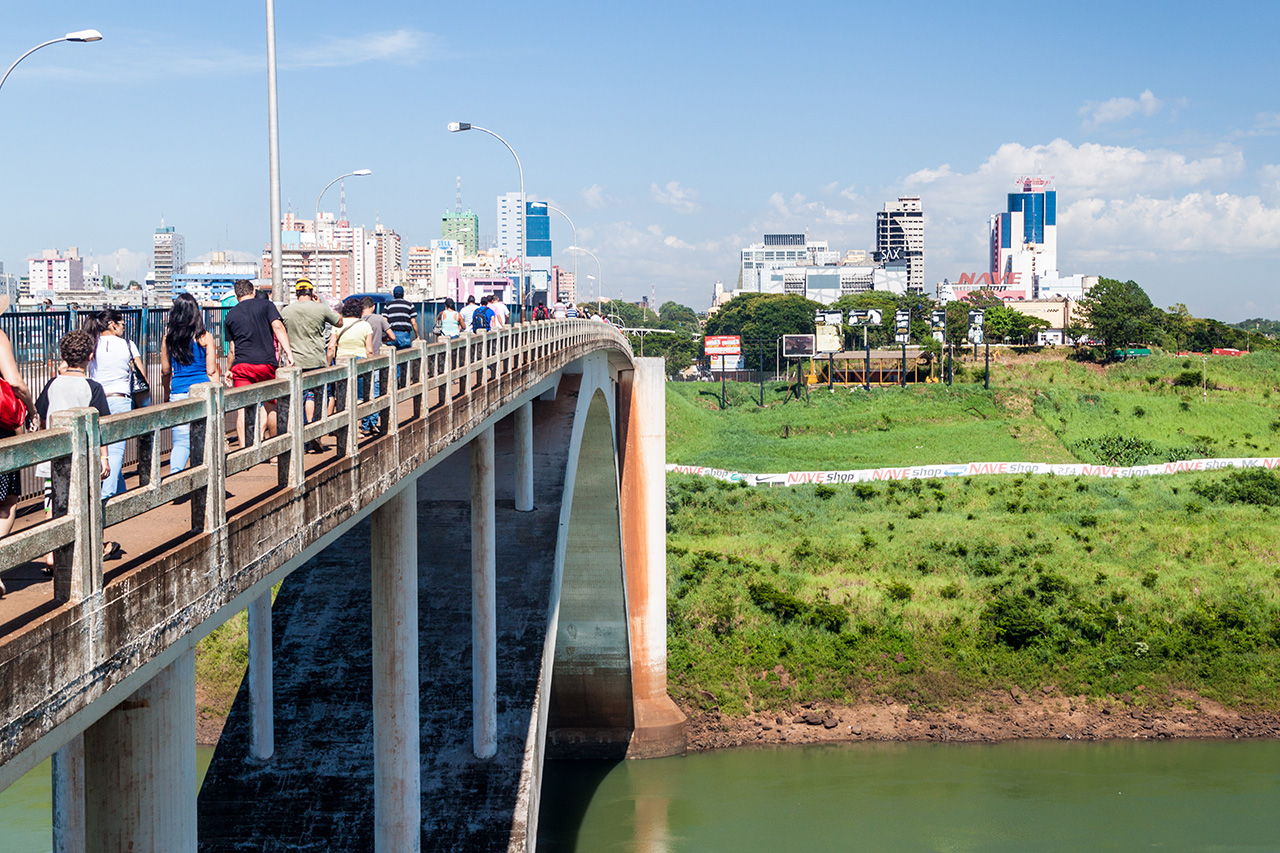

{"left": 128, "top": 360, "right": 150, "bottom": 399}
{"left": 0, "top": 379, "right": 26, "bottom": 432}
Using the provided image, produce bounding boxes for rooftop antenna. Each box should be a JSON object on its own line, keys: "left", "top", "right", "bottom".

{"left": 455, "top": 176, "right": 463, "bottom": 213}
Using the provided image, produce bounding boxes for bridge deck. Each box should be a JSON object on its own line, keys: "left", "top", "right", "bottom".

{"left": 196, "top": 378, "right": 579, "bottom": 851}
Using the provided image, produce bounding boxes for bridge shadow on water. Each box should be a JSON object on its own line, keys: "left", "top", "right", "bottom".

{"left": 535, "top": 758, "right": 622, "bottom": 852}
{"left": 197, "top": 379, "right": 583, "bottom": 851}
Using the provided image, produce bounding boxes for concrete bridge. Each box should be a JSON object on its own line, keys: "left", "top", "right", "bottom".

{"left": 0, "top": 320, "right": 685, "bottom": 850}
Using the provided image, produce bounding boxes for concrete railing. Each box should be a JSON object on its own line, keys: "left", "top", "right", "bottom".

{"left": 0, "top": 318, "right": 631, "bottom": 779}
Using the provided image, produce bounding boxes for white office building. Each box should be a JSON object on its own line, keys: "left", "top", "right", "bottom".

{"left": 28, "top": 248, "right": 85, "bottom": 293}
{"left": 990, "top": 177, "right": 1059, "bottom": 295}
{"left": 496, "top": 191, "right": 522, "bottom": 262}
{"left": 876, "top": 197, "right": 925, "bottom": 293}
{"left": 153, "top": 224, "right": 186, "bottom": 299}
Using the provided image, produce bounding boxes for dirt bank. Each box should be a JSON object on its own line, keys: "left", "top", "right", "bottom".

{"left": 681, "top": 689, "right": 1280, "bottom": 751}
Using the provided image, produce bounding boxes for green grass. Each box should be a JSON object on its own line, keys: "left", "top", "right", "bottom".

{"left": 667, "top": 472, "right": 1280, "bottom": 715}
{"left": 665, "top": 350, "right": 1280, "bottom": 714}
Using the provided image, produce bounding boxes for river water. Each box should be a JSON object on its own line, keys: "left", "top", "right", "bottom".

{"left": 0, "top": 746, "right": 214, "bottom": 853}
{"left": 2, "top": 740, "right": 1277, "bottom": 849}
{"left": 538, "top": 740, "right": 1280, "bottom": 852}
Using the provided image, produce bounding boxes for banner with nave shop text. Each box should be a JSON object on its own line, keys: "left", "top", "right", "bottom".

{"left": 666, "top": 457, "right": 1280, "bottom": 487}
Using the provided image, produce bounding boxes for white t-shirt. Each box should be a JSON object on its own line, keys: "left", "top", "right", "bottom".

{"left": 552, "top": 301, "right": 567, "bottom": 319}
{"left": 490, "top": 301, "right": 509, "bottom": 325}
{"left": 89, "top": 335, "right": 141, "bottom": 396}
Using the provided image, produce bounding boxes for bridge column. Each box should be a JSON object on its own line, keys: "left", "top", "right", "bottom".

{"left": 84, "top": 649, "right": 197, "bottom": 853}
{"left": 471, "top": 425, "right": 497, "bottom": 759}
{"left": 371, "top": 481, "right": 421, "bottom": 850}
{"left": 619, "top": 357, "right": 687, "bottom": 758}
{"left": 52, "top": 734, "right": 85, "bottom": 853}
{"left": 248, "top": 592, "right": 273, "bottom": 760}
{"left": 514, "top": 401, "right": 534, "bottom": 511}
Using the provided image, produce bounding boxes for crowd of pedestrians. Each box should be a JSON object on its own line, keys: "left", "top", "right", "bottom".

{"left": 0, "top": 280, "right": 593, "bottom": 597}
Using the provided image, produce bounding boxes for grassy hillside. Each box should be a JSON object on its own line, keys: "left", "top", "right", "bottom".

{"left": 666, "top": 349, "right": 1280, "bottom": 713}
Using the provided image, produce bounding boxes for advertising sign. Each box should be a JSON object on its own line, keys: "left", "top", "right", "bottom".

{"left": 967, "top": 310, "right": 985, "bottom": 345}
{"left": 782, "top": 334, "right": 815, "bottom": 358}
{"left": 711, "top": 354, "right": 745, "bottom": 372}
{"left": 849, "top": 309, "right": 882, "bottom": 326}
{"left": 815, "top": 325, "right": 841, "bottom": 354}
{"left": 815, "top": 310, "right": 843, "bottom": 326}
{"left": 930, "top": 309, "right": 946, "bottom": 330}
{"left": 894, "top": 310, "right": 911, "bottom": 344}
{"left": 704, "top": 335, "right": 741, "bottom": 356}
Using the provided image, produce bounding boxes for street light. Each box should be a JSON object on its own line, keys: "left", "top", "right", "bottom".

{"left": 448, "top": 122, "right": 526, "bottom": 316}
{"left": 308, "top": 169, "right": 371, "bottom": 297}
{"left": 545, "top": 205, "right": 577, "bottom": 307}
{"left": 565, "top": 245, "right": 604, "bottom": 307}
{"left": 0, "top": 29, "right": 103, "bottom": 95}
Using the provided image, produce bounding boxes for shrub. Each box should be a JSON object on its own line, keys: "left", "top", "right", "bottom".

{"left": 885, "top": 580, "right": 914, "bottom": 602}
{"left": 814, "top": 484, "right": 836, "bottom": 501}
{"left": 980, "top": 593, "right": 1045, "bottom": 650}
{"left": 1173, "top": 371, "right": 1201, "bottom": 388}
{"left": 748, "top": 581, "right": 807, "bottom": 622}
{"left": 852, "top": 483, "right": 876, "bottom": 500}
{"left": 1142, "top": 571, "right": 1159, "bottom": 589}
{"left": 939, "top": 583, "right": 961, "bottom": 600}
{"left": 807, "top": 601, "right": 849, "bottom": 633}
{"left": 1192, "top": 468, "right": 1280, "bottom": 507}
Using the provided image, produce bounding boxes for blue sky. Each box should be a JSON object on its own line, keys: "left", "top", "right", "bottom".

{"left": 3, "top": 1, "right": 1279, "bottom": 319}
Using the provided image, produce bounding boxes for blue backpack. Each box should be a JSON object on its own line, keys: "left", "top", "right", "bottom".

{"left": 471, "top": 306, "right": 493, "bottom": 332}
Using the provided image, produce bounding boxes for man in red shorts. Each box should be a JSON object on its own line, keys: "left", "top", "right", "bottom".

{"left": 224, "top": 279, "right": 295, "bottom": 447}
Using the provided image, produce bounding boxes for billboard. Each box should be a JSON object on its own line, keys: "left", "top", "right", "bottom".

{"left": 894, "top": 310, "right": 910, "bottom": 344}
{"left": 967, "top": 310, "right": 985, "bottom": 344}
{"left": 849, "top": 309, "right": 882, "bottom": 326}
{"left": 711, "top": 354, "right": 745, "bottom": 372}
{"left": 782, "top": 334, "right": 815, "bottom": 358}
{"left": 815, "top": 325, "right": 841, "bottom": 353}
{"left": 704, "top": 335, "right": 741, "bottom": 356}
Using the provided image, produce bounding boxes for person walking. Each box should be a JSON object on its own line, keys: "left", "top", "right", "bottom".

{"left": 436, "top": 297, "right": 464, "bottom": 339}
{"left": 83, "top": 309, "right": 146, "bottom": 500}
{"left": 489, "top": 296, "right": 509, "bottom": 328}
{"left": 224, "top": 279, "right": 295, "bottom": 448}
{"left": 160, "top": 294, "right": 221, "bottom": 472}
{"left": 460, "top": 295, "right": 479, "bottom": 329}
{"left": 327, "top": 299, "right": 373, "bottom": 421}
{"left": 384, "top": 285, "right": 418, "bottom": 349}
{"left": 0, "top": 312, "right": 35, "bottom": 596}
{"left": 470, "top": 296, "right": 494, "bottom": 333}
{"left": 551, "top": 298, "right": 567, "bottom": 320}
{"left": 565, "top": 302, "right": 580, "bottom": 319}
{"left": 360, "top": 297, "right": 393, "bottom": 436}
{"left": 280, "top": 278, "right": 341, "bottom": 451}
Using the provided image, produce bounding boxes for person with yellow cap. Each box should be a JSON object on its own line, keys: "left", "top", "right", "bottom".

{"left": 281, "top": 278, "right": 341, "bottom": 451}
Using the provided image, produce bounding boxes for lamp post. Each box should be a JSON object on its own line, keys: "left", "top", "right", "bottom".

{"left": 566, "top": 245, "right": 603, "bottom": 308}
{"left": 313, "top": 169, "right": 372, "bottom": 294}
{"left": 0, "top": 30, "right": 102, "bottom": 95}
{"left": 265, "top": 0, "right": 284, "bottom": 301}
{"left": 546, "top": 205, "right": 576, "bottom": 306}
{"left": 448, "top": 122, "right": 526, "bottom": 317}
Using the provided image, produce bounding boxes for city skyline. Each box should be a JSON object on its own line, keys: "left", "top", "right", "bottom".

{"left": 2, "top": 2, "right": 1279, "bottom": 319}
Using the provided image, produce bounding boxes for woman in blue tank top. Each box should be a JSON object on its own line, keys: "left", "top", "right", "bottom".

{"left": 160, "top": 294, "right": 221, "bottom": 472}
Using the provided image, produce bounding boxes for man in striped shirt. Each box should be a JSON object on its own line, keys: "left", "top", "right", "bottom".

{"left": 384, "top": 285, "right": 419, "bottom": 391}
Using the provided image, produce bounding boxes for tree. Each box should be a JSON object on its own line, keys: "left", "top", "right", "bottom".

{"left": 630, "top": 331, "right": 700, "bottom": 376}
{"left": 703, "top": 293, "right": 821, "bottom": 370}
{"left": 657, "top": 301, "right": 700, "bottom": 333}
{"left": 1078, "top": 278, "right": 1159, "bottom": 352}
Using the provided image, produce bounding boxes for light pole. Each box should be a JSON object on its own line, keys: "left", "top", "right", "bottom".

{"left": 0, "top": 30, "right": 102, "bottom": 95}
{"left": 546, "top": 205, "right": 577, "bottom": 306}
{"left": 448, "top": 122, "right": 525, "bottom": 317}
{"left": 265, "top": 0, "right": 284, "bottom": 301}
{"left": 312, "top": 169, "right": 371, "bottom": 293}
{"left": 566, "top": 245, "right": 603, "bottom": 308}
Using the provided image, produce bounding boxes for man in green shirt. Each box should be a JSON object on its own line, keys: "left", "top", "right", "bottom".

{"left": 280, "top": 278, "right": 341, "bottom": 451}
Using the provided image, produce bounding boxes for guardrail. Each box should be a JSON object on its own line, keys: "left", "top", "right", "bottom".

{"left": 0, "top": 319, "right": 631, "bottom": 608}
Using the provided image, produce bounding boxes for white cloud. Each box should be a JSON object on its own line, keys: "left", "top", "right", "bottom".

{"left": 1080, "top": 89, "right": 1164, "bottom": 128}
{"left": 895, "top": 138, "right": 1280, "bottom": 279}
{"left": 651, "top": 181, "right": 700, "bottom": 214}
{"left": 87, "top": 248, "right": 148, "bottom": 282}
{"left": 285, "top": 29, "right": 435, "bottom": 69}
{"left": 580, "top": 184, "right": 608, "bottom": 209}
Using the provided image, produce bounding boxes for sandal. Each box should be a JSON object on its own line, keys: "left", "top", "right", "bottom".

{"left": 103, "top": 541, "right": 123, "bottom": 561}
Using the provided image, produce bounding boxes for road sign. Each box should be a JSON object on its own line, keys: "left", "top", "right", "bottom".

{"left": 704, "top": 335, "right": 741, "bottom": 356}
{"left": 782, "top": 334, "right": 815, "bottom": 358}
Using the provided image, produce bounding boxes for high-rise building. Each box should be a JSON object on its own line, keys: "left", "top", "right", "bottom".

{"left": 525, "top": 201, "right": 552, "bottom": 295}
{"left": 875, "top": 197, "right": 924, "bottom": 293}
{"left": 553, "top": 267, "right": 576, "bottom": 304}
{"left": 443, "top": 209, "right": 479, "bottom": 255}
{"left": 430, "top": 239, "right": 459, "bottom": 300}
{"left": 406, "top": 246, "right": 432, "bottom": 292}
{"left": 990, "top": 177, "right": 1058, "bottom": 294}
{"left": 28, "top": 248, "right": 85, "bottom": 293}
{"left": 153, "top": 224, "right": 186, "bottom": 299}
{"left": 496, "top": 191, "right": 522, "bottom": 261}
{"left": 373, "top": 222, "right": 401, "bottom": 291}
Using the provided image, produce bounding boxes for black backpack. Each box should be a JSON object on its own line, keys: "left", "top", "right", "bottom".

{"left": 534, "top": 304, "right": 549, "bottom": 321}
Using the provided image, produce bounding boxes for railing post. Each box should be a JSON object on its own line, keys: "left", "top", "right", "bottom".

{"left": 279, "top": 367, "right": 305, "bottom": 488}
{"left": 50, "top": 408, "right": 103, "bottom": 603}
{"left": 340, "top": 356, "right": 359, "bottom": 458}
{"left": 191, "top": 382, "right": 226, "bottom": 533}
{"left": 384, "top": 348, "right": 399, "bottom": 438}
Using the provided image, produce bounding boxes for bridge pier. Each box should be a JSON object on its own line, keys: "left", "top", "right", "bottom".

{"left": 515, "top": 401, "right": 534, "bottom": 512}
{"left": 472, "top": 425, "right": 497, "bottom": 759}
{"left": 248, "top": 592, "right": 273, "bottom": 761}
{"left": 84, "top": 649, "right": 197, "bottom": 852}
{"left": 51, "top": 734, "right": 85, "bottom": 853}
{"left": 371, "top": 482, "right": 421, "bottom": 851}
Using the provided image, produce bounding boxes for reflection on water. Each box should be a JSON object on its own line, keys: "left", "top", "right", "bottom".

{"left": 539, "top": 740, "right": 1280, "bottom": 852}
{"left": 0, "top": 746, "right": 215, "bottom": 853}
